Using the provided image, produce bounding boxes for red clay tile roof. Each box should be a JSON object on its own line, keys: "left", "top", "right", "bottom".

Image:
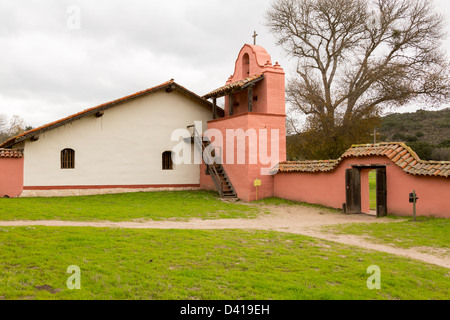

{"left": 277, "top": 142, "right": 450, "bottom": 178}
{"left": 0, "top": 80, "right": 221, "bottom": 148}
{"left": 0, "top": 149, "right": 23, "bottom": 158}
{"left": 276, "top": 160, "right": 339, "bottom": 173}
{"left": 203, "top": 74, "right": 264, "bottom": 99}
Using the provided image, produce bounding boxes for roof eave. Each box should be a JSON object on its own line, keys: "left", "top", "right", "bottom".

{"left": 203, "top": 74, "right": 264, "bottom": 100}
{"left": 0, "top": 81, "right": 219, "bottom": 148}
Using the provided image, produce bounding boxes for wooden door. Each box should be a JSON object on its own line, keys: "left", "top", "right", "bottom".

{"left": 345, "top": 168, "right": 361, "bottom": 214}
{"left": 376, "top": 168, "right": 387, "bottom": 217}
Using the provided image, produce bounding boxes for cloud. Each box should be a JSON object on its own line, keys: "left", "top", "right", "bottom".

{"left": 1, "top": 0, "right": 448, "bottom": 127}
{"left": 0, "top": 0, "right": 289, "bottom": 127}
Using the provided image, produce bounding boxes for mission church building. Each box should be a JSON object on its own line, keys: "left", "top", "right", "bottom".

{"left": 0, "top": 81, "right": 221, "bottom": 196}
{"left": 0, "top": 43, "right": 285, "bottom": 198}
{"left": 1, "top": 43, "right": 449, "bottom": 218}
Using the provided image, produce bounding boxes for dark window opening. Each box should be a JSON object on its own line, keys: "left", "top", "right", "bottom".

{"left": 242, "top": 53, "right": 250, "bottom": 77}
{"left": 61, "top": 148, "right": 75, "bottom": 169}
{"left": 162, "top": 151, "right": 173, "bottom": 170}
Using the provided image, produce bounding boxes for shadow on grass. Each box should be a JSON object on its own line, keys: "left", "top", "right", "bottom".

{"left": 253, "top": 197, "right": 342, "bottom": 213}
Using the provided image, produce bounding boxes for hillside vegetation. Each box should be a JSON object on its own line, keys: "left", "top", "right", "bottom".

{"left": 287, "top": 108, "right": 450, "bottom": 161}
{"left": 379, "top": 108, "right": 450, "bottom": 161}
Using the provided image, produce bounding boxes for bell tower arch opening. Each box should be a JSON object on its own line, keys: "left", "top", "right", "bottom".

{"left": 242, "top": 53, "right": 250, "bottom": 78}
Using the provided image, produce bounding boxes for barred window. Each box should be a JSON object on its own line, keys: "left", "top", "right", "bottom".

{"left": 61, "top": 148, "right": 75, "bottom": 169}
{"left": 162, "top": 151, "right": 173, "bottom": 170}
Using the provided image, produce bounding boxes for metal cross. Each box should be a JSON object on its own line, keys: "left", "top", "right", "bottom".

{"left": 252, "top": 31, "right": 258, "bottom": 45}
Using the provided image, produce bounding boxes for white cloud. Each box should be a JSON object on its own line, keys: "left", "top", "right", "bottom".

{"left": 0, "top": 0, "right": 449, "bottom": 127}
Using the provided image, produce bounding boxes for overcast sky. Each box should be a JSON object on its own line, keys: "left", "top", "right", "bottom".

{"left": 1, "top": 0, "right": 450, "bottom": 128}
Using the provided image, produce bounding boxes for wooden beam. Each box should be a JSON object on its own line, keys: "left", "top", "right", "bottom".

{"left": 166, "top": 84, "right": 176, "bottom": 93}
{"left": 351, "top": 164, "right": 389, "bottom": 168}
{"left": 229, "top": 94, "right": 234, "bottom": 116}
{"left": 247, "top": 85, "right": 254, "bottom": 112}
{"left": 212, "top": 98, "right": 217, "bottom": 120}
{"left": 95, "top": 111, "right": 104, "bottom": 118}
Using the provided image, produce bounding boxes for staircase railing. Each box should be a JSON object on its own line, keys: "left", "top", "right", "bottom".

{"left": 189, "top": 125, "right": 223, "bottom": 197}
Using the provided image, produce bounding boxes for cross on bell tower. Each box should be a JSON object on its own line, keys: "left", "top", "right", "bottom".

{"left": 252, "top": 31, "right": 258, "bottom": 45}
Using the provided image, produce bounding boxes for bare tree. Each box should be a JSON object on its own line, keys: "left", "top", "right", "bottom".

{"left": 0, "top": 114, "right": 6, "bottom": 130}
{"left": 0, "top": 114, "right": 8, "bottom": 143}
{"left": 0, "top": 114, "right": 28, "bottom": 144}
{"left": 286, "top": 107, "right": 303, "bottom": 135}
{"left": 266, "top": 0, "right": 449, "bottom": 158}
{"left": 5, "top": 115, "right": 26, "bottom": 137}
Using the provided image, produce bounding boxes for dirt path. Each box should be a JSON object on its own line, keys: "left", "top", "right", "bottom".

{"left": 0, "top": 205, "right": 448, "bottom": 268}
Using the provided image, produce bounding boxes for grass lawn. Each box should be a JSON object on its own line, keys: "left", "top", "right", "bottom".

{"left": 323, "top": 216, "right": 450, "bottom": 250}
{"left": 0, "top": 191, "right": 262, "bottom": 222}
{"left": 0, "top": 227, "right": 448, "bottom": 300}
{"left": 255, "top": 197, "right": 341, "bottom": 213}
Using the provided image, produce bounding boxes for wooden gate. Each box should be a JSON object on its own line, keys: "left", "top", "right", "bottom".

{"left": 345, "top": 168, "right": 361, "bottom": 214}
{"left": 376, "top": 168, "right": 387, "bottom": 217}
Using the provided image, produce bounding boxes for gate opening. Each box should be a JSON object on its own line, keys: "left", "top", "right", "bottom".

{"left": 367, "top": 170, "right": 377, "bottom": 216}
{"left": 346, "top": 165, "right": 387, "bottom": 218}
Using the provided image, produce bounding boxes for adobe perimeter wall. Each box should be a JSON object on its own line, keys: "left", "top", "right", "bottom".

{"left": 274, "top": 156, "right": 450, "bottom": 218}
{"left": 0, "top": 157, "right": 24, "bottom": 198}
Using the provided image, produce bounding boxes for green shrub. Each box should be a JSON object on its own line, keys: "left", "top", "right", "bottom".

{"left": 405, "top": 135, "right": 418, "bottom": 142}
{"left": 408, "top": 141, "right": 434, "bottom": 160}
{"left": 438, "top": 139, "right": 450, "bottom": 148}
{"left": 431, "top": 148, "right": 450, "bottom": 161}
{"left": 392, "top": 133, "right": 417, "bottom": 142}
{"left": 392, "top": 132, "right": 406, "bottom": 141}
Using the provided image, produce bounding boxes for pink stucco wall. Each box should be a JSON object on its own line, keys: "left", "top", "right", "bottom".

{"left": 274, "top": 156, "right": 450, "bottom": 218}
{"left": 274, "top": 171, "right": 344, "bottom": 209}
{"left": 224, "top": 45, "right": 285, "bottom": 117}
{"left": 0, "top": 157, "right": 24, "bottom": 198}
{"left": 200, "top": 113, "right": 286, "bottom": 201}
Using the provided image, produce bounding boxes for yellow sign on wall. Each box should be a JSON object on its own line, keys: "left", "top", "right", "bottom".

{"left": 254, "top": 179, "right": 261, "bottom": 187}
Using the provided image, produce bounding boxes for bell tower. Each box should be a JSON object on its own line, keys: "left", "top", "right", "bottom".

{"left": 200, "top": 44, "right": 286, "bottom": 201}
{"left": 205, "top": 44, "right": 285, "bottom": 117}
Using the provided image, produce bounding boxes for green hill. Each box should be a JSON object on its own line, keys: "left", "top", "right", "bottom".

{"left": 378, "top": 108, "right": 450, "bottom": 160}
{"left": 286, "top": 108, "right": 450, "bottom": 161}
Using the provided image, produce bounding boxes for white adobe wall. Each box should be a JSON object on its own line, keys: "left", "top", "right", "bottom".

{"left": 22, "top": 91, "right": 211, "bottom": 188}
{"left": 19, "top": 186, "right": 201, "bottom": 198}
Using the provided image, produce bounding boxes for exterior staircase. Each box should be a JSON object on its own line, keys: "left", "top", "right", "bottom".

{"left": 190, "top": 126, "right": 237, "bottom": 199}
